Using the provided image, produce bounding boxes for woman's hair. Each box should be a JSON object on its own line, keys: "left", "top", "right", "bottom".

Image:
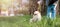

{"left": 48, "top": 0, "right": 58, "bottom": 5}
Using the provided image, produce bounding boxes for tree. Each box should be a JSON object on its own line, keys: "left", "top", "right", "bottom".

{"left": 29, "top": 0, "right": 39, "bottom": 15}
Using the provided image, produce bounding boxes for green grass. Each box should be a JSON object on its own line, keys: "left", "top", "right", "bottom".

{"left": 0, "top": 15, "right": 60, "bottom": 27}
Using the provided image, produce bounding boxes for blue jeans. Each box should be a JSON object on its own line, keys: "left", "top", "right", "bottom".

{"left": 47, "top": 4, "right": 56, "bottom": 19}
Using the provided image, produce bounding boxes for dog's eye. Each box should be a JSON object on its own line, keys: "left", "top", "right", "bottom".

{"left": 34, "top": 14, "right": 37, "bottom": 15}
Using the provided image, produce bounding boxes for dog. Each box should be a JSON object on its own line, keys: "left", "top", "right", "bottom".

{"left": 30, "top": 11, "right": 41, "bottom": 23}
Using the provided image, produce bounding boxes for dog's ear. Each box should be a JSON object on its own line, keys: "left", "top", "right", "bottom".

{"left": 33, "top": 15, "right": 35, "bottom": 17}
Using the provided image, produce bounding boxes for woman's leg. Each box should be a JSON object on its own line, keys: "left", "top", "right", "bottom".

{"left": 51, "top": 5, "right": 56, "bottom": 19}
{"left": 47, "top": 6, "right": 51, "bottom": 18}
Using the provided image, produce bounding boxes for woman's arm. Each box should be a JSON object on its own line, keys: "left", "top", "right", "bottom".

{"left": 54, "top": 1, "right": 58, "bottom": 10}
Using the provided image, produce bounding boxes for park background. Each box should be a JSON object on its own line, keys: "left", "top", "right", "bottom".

{"left": 0, "top": 0, "right": 60, "bottom": 27}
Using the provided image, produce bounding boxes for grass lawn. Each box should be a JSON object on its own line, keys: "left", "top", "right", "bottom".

{"left": 0, "top": 15, "right": 60, "bottom": 27}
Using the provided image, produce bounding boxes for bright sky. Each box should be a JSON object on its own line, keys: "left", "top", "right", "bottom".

{"left": 22, "top": 0, "right": 29, "bottom": 4}
{"left": 1, "top": 0, "right": 11, "bottom": 3}
{"left": 0, "top": 0, "right": 13, "bottom": 10}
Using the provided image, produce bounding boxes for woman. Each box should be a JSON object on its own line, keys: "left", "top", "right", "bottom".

{"left": 46, "top": 0, "right": 58, "bottom": 19}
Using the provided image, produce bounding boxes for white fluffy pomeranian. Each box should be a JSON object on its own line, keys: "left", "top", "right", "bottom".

{"left": 30, "top": 11, "right": 41, "bottom": 23}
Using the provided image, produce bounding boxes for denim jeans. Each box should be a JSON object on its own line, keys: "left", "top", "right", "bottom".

{"left": 47, "top": 4, "right": 56, "bottom": 19}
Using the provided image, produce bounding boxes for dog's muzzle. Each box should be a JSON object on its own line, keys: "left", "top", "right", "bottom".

{"left": 34, "top": 14, "right": 37, "bottom": 15}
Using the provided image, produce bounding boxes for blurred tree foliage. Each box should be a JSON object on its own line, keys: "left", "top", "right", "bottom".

{"left": 59, "top": 0, "right": 60, "bottom": 15}
{"left": 29, "top": 0, "right": 39, "bottom": 15}
{"left": 29, "top": 0, "right": 46, "bottom": 15}
{"left": 0, "top": 0, "right": 60, "bottom": 15}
